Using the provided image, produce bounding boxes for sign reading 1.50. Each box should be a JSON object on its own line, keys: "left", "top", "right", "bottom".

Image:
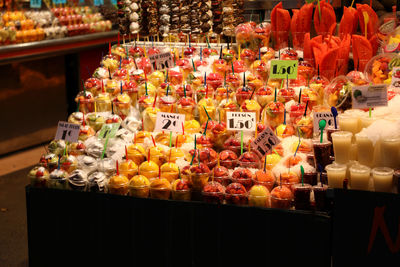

{"left": 270, "top": 60, "right": 298, "bottom": 79}
{"left": 226, "top": 112, "right": 256, "bottom": 132}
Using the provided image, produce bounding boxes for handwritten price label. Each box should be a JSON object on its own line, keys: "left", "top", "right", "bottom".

{"left": 226, "top": 112, "right": 256, "bottom": 132}
{"left": 251, "top": 127, "right": 281, "bottom": 157}
{"left": 98, "top": 123, "right": 120, "bottom": 139}
{"left": 154, "top": 112, "right": 185, "bottom": 132}
{"left": 313, "top": 112, "right": 336, "bottom": 135}
{"left": 55, "top": 121, "right": 80, "bottom": 142}
{"left": 149, "top": 51, "right": 174, "bottom": 71}
{"left": 30, "top": 0, "right": 41, "bottom": 8}
{"left": 269, "top": 60, "right": 298, "bottom": 79}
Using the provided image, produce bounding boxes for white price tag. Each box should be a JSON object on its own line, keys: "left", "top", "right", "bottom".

{"left": 154, "top": 112, "right": 185, "bottom": 132}
{"left": 55, "top": 121, "right": 80, "bottom": 142}
{"left": 313, "top": 112, "right": 336, "bottom": 134}
{"left": 226, "top": 112, "right": 256, "bottom": 132}
{"left": 149, "top": 51, "right": 174, "bottom": 71}
{"left": 250, "top": 127, "right": 281, "bottom": 156}
{"left": 352, "top": 84, "right": 388, "bottom": 109}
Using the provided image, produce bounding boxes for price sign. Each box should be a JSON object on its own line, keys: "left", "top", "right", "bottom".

{"left": 154, "top": 112, "right": 185, "bottom": 132}
{"left": 53, "top": 0, "right": 60, "bottom": 4}
{"left": 60, "top": 0, "right": 66, "bottom": 4}
{"left": 269, "top": 60, "right": 298, "bottom": 79}
{"left": 313, "top": 112, "right": 337, "bottom": 134}
{"left": 352, "top": 84, "right": 388, "bottom": 109}
{"left": 79, "top": 0, "right": 84, "bottom": 3}
{"left": 226, "top": 112, "right": 256, "bottom": 132}
{"left": 55, "top": 121, "right": 80, "bottom": 142}
{"left": 30, "top": 0, "right": 41, "bottom": 8}
{"left": 149, "top": 51, "right": 174, "bottom": 71}
{"left": 98, "top": 123, "right": 120, "bottom": 139}
{"left": 111, "top": 0, "right": 116, "bottom": 4}
{"left": 251, "top": 127, "right": 281, "bottom": 157}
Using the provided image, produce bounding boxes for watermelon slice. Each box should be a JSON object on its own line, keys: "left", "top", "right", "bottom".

{"left": 352, "top": 34, "right": 373, "bottom": 72}
{"left": 319, "top": 47, "right": 340, "bottom": 80}
{"left": 271, "top": 2, "right": 282, "bottom": 32}
{"left": 339, "top": 6, "right": 357, "bottom": 38}
{"left": 337, "top": 34, "right": 351, "bottom": 75}
{"left": 356, "top": 4, "right": 378, "bottom": 39}
{"left": 298, "top": 3, "right": 314, "bottom": 33}
{"left": 314, "top": 0, "right": 336, "bottom": 35}
{"left": 291, "top": 9, "right": 300, "bottom": 48}
{"left": 369, "top": 34, "right": 379, "bottom": 56}
{"left": 303, "top": 33, "right": 314, "bottom": 65}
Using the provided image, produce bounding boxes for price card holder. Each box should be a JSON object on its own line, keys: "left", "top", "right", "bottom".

{"left": 55, "top": 121, "right": 80, "bottom": 143}
{"left": 149, "top": 51, "right": 174, "bottom": 71}
{"left": 53, "top": 0, "right": 60, "bottom": 4}
{"left": 313, "top": 112, "right": 336, "bottom": 135}
{"left": 79, "top": 0, "right": 85, "bottom": 3}
{"left": 154, "top": 112, "right": 185, "bottom": 132}
{"left": 30, "top": 0, "right": 42, "bottom": 8}
{"left": 111, "top": 0, "right": 117, "bottom": 4}
{"left": 269, "top": 60, "right": 298, "bottom": 79}
{"left": 250, "top": 127, "right": 281, "bottom": 157}
{"left": 352, "top": 84, "right": 388, "bottom": 109}
{"left": 98, "top": 123, "right": 120, "bottom": 139}
{"left": 226, "top": 112, "right": 256, "bottom": 132}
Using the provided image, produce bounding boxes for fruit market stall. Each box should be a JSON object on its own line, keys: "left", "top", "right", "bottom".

{"left": 23, "top": 0, "right": 400, "bottom": 266}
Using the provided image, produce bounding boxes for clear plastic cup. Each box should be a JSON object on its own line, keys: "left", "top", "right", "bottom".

{"left": 225, "top": 192, "right": 248, "bottom": 205}
{"left": 355, "top": 132, "right": 375, "bottom": 168}
{"left": 172, "top": 189, "right": 191, "bottom": 201}
{"left": 349, "top": 164, "right": 371, "bottom": 191}
{"left": 107, "top": 178, "right": 129, "bottom": 195}
{"left": 332, "top": 131, "right": 353, "bottom": 164}
{"left": 313, "top": 140, "right": 332, "bottom": 170}
{"left": 248, "top": 194, "right": 270, "bottom": 208}
{"left": 202, "top": 191, "right": 225, "bottom": 204}
{"left": 338, "top": 114, "right": 358, "bottom": 136}
{"left": 129, "top": 184, "right": 149, "bottom": 198}
{"left": 381, "top": 137, "right": 400, "bottom": 169}
{"left": 190, "top": 172, "right": 210, "bottom": 191}
{"left": 293, "top": 183, "right": 312, "bottom": 210}
{"left": 28, "top": 168, "right": 49, "bottom": 188}
{"left": 313, "top": 184, "right": 328, "bottom": 211}
{"left": 326, "top": 163, "right": 347, "bottom": 189}
{"left": 372, "top": 167, "right": 394, "bottom": 193}
{"left": 150, "top": 187, "right": 171, "bottom": 199}
{"left": 270, "top": 194, "right": 292, "bottom": 209}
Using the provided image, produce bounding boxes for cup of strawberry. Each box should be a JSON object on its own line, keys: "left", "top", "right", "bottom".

{"left": 225, "top": 183, "right": 248, "bottom": 205}
{"left": 232, "top": 168, "right": 254, "bottom": 191}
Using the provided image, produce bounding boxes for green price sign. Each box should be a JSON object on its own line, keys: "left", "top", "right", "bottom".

{"left": 98, "top": 123, "right": 120, "bottom": 139}
{"left": 269, "top": 60, "right": 298, "bottom": 79}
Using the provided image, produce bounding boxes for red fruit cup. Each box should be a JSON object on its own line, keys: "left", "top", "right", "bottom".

{"left": 238, "top": 151, "right": 261, "bottom": 169}
{"left": 270, "top": 185, "right": 293, "bottom": 209}
{"left": 219, "top": 150, "right": 238, "bottom": 169}
{"left": 202, "top": 181, "right": 225, "bottom": 204}
{"left": 225, "top": 183, "right": 248, "bottom": 206}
